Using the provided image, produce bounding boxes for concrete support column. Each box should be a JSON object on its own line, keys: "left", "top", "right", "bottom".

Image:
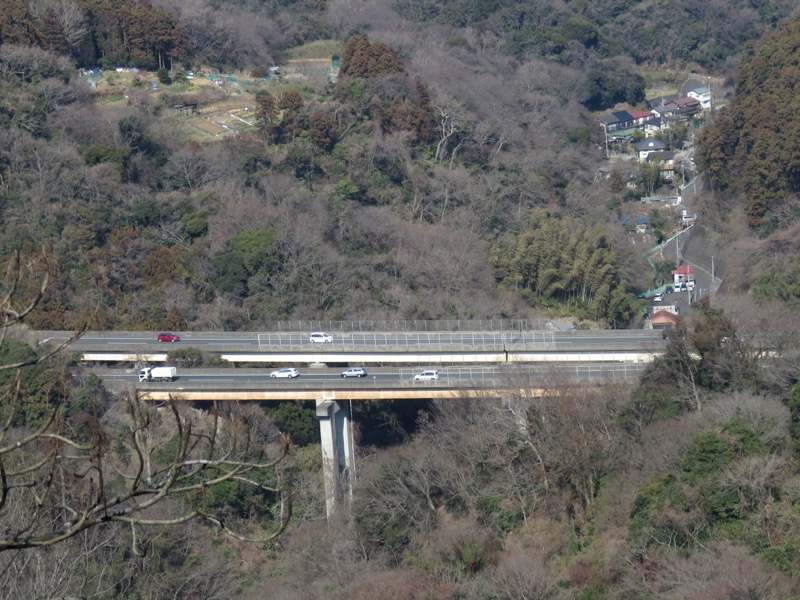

{"left": 316, "top": 395, "right": 355, "bottom": 519}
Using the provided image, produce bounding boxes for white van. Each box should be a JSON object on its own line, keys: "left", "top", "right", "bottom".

{"left": 309, "top": 332, "right": 333, "bottom": 343}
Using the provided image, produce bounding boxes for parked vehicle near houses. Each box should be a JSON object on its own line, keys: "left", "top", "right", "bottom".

{"left": 139, "top": 366, "right": 177, "bottom": 382}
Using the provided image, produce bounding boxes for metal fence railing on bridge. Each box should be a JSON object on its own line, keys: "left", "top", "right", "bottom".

{"left": 255, "top": 331, "right": 558, "bottom": 352}
{"left": 396, "top": 363, "right": 648, "bottom": 387}
{"left": 260, "top": 319, "right": 542, "bottom": 333}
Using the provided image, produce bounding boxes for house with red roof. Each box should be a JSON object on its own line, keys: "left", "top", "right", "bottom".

{"left": 628, "top": 110, "right": 657, "bottom": 125}
{"left": 645, "top": 310, "right": 680, "bottom": 331}
{"left": 671, "top": 264, "right": 695, "bottom": 289}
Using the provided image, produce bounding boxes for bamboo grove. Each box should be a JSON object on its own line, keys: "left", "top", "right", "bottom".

{"left": 490, "top": 214, "right": 636, "bottom": 325}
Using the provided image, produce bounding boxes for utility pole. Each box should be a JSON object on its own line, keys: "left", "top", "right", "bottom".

{"left": 708, "top": 76, "right": 712, "bottom": 109}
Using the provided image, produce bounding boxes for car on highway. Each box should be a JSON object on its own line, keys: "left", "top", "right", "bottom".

{"left": 309, "top": 332, "right": 333, "bottom": 343}
{"left": 157, "top": 332, "right": 181, "bottom": 342}
{"left": 270, "top": 367, "right": 300, "bottom": 378}
{"left": 414, "top": 369, "right": 440, "bottom": 381}
{"left": 341, "top": 367, "right": 367, "bottom": 378}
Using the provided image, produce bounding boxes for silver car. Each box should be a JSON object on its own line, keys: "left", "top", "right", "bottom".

{"left": 309, "top": 332, "right": 333, "bottom": 343}
{"left": 341, "top": 367, "right": 367, "bottom": 378}
{"left": 414, "top": 369, "right": 440, "bottom": 381}
{"left": 270, "top": 368, "right": 300, "bottom": 378}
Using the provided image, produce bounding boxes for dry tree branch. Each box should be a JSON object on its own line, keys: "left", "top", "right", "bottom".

{"left": 0, "top": 251, "right": 293, "bottom": 552}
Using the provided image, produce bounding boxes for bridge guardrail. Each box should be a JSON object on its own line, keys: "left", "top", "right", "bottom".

{"left": 93, "top": 363, "right": 649, "bottom": 395}
{"left": 67, "top": 330, "right": 663, "bottom": 353}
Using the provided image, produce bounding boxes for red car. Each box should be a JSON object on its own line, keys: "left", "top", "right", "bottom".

{"left": 157, "top": 332, "right": 181, "bottom": 343}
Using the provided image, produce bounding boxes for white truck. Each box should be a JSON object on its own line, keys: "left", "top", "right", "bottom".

{"left": 138, "top": 366, "right": 177, "bottom": 382}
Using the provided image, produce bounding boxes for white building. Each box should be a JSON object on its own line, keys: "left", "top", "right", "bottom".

{"left": 687, "top": 87, "right": 712, "bottom": 109}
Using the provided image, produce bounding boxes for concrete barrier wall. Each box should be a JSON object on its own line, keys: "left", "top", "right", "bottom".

{"left": 83, "top": 351, "right": 657, "bottom": 364}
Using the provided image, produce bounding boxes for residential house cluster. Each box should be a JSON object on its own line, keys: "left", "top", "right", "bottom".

{"left": 598, "top": 87, "right": 710, "bottom": 186}
{"left": 598, "top": 87, "right": 708, "bottom": 142}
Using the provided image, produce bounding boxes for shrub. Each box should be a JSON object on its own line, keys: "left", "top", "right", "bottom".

{"left": 682, "top": 431, "right": 734, "bottom": 485}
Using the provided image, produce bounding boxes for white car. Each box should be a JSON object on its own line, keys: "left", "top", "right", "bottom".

{"left": 309, "top": 332, "right": 333, "bottom": 343}
{"left": 270, "top": 368, "right": 300, "bottom": 378}
{"left": 653, "top": 294, "right": 663, "bottom": 302}
{"left": 341, "top": 367, "right": 367, "bottom": 378}
{"left": 414, "top": 369, "right": 440, "bottom": 381}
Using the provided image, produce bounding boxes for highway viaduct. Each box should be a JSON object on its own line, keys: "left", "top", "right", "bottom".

{"left": 94, "top": 361, "right": 651, "bottom": 519}
{"left": 27, "top": 325, "right": 664, "bottom": 517}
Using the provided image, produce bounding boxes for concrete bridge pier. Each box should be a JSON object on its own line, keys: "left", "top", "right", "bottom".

{"left": 316, "top": 396, "right": 355, "bottom": 519}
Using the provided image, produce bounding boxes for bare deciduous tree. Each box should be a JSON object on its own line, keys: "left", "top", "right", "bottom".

{"left": 0, "top": 249, "right": 292, "bottom": 552}
{"left": 430, "top": 92, "right": 471, "bottom": 164}
{"left": 27, "top": 0, "right": 89, "bottom": 49}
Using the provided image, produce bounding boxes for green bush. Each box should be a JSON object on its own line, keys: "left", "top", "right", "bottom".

{"left": 763, "top": 543, "right": 799, "bottom": 577}
{"left": 476, "top": 495, "right": 525, "bottom": 533}
{"left": 629, "top": 474, "right": 691, "bottom": 546}
{"left": 619, "top": 385, "right": 682, "bottom": 434}
{"left": 266, "top": 402, "right": 319, "bottom": 446}
{"left": 0, "top": 338, "right": 60, "bottom": 428}
{"left": 83, "top": 143, "right": 130, "bottom": 167}
{"left": 699, "top": 478, "right": 740, "bottom": 522}
{"left": 722, "top": 417, "right": 767, "bottom": 456}
{"left": 681, "top": 431, "right": 734, "bottom": 484}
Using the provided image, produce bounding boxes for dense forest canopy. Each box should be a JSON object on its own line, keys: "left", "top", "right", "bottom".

{"left": 697, "top": 11, "right": 800, "bottom": 235}
{"left": 391, "top": 0, "right": 794, "bottom": 68}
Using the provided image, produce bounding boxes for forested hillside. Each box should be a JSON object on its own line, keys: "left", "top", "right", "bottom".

{"left": 695, "top": 11, "right": 800, "bottom": 313}
{"left": 697, "top": 12, "right": 800, "bottom": 233}
{"left": 2, "top": 0, "right": 800, "bottom": 598}
{"left": 0, "top": 0, "right": 796, "bottom": 330}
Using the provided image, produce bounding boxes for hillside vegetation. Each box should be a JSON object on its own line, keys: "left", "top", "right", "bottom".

{"left": 0, "top": 0, "right": 797, "bottom": 330}
{"left": 2, "top": 0, "right": 800, "bottom": 598}
{"left": 697, "top": 13, "right": 800, "bottom": 233}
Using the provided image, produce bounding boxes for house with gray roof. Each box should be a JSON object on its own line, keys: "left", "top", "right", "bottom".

{"left": 634, "top": 138, "right": 667, "bottom": 161}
